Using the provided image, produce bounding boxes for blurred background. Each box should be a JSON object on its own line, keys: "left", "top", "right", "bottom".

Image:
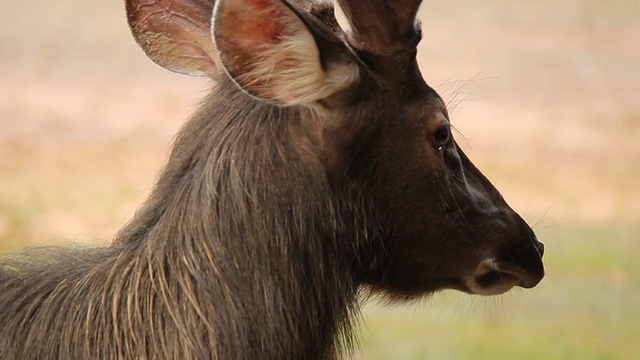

{"left": 0, "top": 0, "right": 638, "bottom": 358}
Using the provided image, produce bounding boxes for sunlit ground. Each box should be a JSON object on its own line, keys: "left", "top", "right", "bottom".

{"left": 1, "top": 0, "right": 639, "bottom": 358}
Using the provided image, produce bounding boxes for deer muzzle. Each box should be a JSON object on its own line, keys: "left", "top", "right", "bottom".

{"left": 466, "top": 238, "right": 545, "bottom": 296}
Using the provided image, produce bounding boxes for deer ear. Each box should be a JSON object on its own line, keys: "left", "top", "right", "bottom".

{"left": 213, "top": 0, "right": 360, "bottom": 105}
{"left": 126, "top": 0, "right": 219, "bottom": 77}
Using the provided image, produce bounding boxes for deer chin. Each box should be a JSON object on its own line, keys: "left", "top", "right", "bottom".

{"left": 464, "top": 259, "right": 542, "bottom": 296}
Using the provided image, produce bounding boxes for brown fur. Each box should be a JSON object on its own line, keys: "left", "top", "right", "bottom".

{"left": 0, "top": 82, "right": 364, "bottom": 359}
{"left": 0, "top": 82, "right": 365, "bottom": 359}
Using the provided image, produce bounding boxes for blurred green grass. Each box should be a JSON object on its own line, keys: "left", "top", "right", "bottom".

{"left": 0, "top": 139, "right": 165, "bottom": 251}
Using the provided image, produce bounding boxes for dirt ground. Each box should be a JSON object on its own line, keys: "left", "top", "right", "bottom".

{"left": 0, "top": 0, "right": 639, "bottom": 245}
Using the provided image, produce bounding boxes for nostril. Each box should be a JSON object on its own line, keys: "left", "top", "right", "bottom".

{"left": 533, "top": 238, "right": 545, "bottom": 257}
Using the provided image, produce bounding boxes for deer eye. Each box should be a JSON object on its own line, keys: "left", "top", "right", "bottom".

{"left": 434, "top": 124, "right": 451, "bottom": 150}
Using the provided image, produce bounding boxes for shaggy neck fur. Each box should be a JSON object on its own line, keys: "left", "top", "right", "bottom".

{"left": 0, "top": 80, "right": 362, "bottom": 360}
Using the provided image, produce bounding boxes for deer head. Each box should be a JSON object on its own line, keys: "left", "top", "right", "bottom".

{"left": 126, "top": 0, "right": 544, "bottom": 299}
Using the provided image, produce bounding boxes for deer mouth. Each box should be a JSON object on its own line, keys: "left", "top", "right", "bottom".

{"left": 465, "top": 259, "right": 543, "bottom": 296}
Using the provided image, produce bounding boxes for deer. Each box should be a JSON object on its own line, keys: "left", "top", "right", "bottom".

{"left": 0, "top": 0, "right": 544, "bottom": 359}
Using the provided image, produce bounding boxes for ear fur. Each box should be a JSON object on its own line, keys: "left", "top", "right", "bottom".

{"left": 213, "top": 0, "right": 360, "bottom": 105}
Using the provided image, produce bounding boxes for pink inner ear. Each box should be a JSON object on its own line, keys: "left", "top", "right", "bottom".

{"left": 231, "top": 0, "right": 296, "bottom": 45}
{"left": 215, "top": 0, "right": 307, "bottom": 92}
{"left": 215, "top": 0, "right": 359, "bottom": 104}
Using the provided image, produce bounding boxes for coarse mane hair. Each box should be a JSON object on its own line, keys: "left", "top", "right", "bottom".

{"left": 0, "top": 80, "right": 369, "bottom": 359}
